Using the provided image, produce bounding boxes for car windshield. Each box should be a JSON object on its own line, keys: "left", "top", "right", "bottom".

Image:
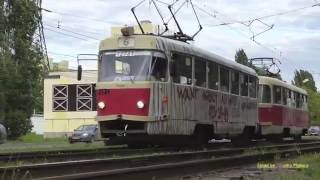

{"left": 99, "top": 50, "right": 167, "bottom": 82}
{"left": 75, "top": 125, "right": 96, "bottom": 131}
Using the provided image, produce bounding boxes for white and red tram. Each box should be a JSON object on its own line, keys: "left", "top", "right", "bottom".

{"left": 77, "top": 27, "right": 309, "bottom": 146}
{"left": 258, "top": 76, "right": 309, "bottom": 139}
{"left": 88, "top": 27, "right": 259, "bottom": 146}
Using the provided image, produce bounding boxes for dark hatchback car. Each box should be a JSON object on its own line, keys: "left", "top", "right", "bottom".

{"left": 69, "top": 124, "right": 98, "bottom": 143}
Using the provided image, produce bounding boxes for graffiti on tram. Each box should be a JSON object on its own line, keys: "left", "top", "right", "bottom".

{"left": 176, "top": 86, "right": 254, "bottom": 122}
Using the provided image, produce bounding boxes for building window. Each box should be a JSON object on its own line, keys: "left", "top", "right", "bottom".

{"left": 52, "top": 84, "right": 96, "bottom": 112}
{"left": 53, "top": 85, "right": 68, "bottom": 111}
{"left": 208, "top": 61, "right": 219, "bottom": 90}
{"left": 172, "top": 53, "right": 193, "bottom": 85}
{"left": 77, "top": 84, "right": 93, "bottom": 111}
{"left": 273, "top": 85, "right": 282, "bottom": 104}
{"left": 220, "top": 66, "right": 229, "bottom": 92}
{"left": 195, "top": 58, "right": 207, "bottom": 88}
{"left": 231, "top": 70, "right": 239, "bottom": 95}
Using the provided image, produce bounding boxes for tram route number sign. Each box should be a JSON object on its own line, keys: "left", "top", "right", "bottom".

{"left": 118, "top": 37, "right": 135, "bottom": 48}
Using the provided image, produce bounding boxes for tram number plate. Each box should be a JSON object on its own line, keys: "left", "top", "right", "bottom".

{"left": 99, "top": 89, "right": 110, "bottom": 95}
{"left": 115, "top": 51, "right": 135, "bottom": 57}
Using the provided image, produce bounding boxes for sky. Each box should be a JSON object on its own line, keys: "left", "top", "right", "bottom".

{"left": 42, "top": 0, "right": 320, "bottom": 88}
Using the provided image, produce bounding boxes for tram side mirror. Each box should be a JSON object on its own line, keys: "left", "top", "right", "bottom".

{"left": 169, "top": 61, "right": 175, "bottom": 77}
{"left": 77, "top": 65, "right": 82, "bottom": 81}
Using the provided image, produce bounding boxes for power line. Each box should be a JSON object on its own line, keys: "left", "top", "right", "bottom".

{"left": 44, "top": 27, "right": 93, "bottom": 41}
{"left": 48, "top": 52, "right": 78, "bottom": 58}
{"left": 43, "top": 20, "right": 107, "bottom": 36}
{"left": 194, "top": 3, "right": 301, "bottom": 72}
{"left": 199, "top": 2, "right": 320, "bottom": 27}
{"left": 44, "top": 24, "right": 100, "bottom": 40}
{"left": 41, "top": 7, "right": 121, "bottom": 25}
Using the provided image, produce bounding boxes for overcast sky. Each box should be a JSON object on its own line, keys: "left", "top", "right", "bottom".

{"left": 42, "top": 0, "right": 320, "bottom": 88}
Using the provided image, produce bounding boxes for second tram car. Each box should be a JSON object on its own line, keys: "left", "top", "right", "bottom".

{"left": 258, "top": 76, "right": 309, "bottom": 140}
{"left": 91, "top": 27, "right": 259, "bottom": 146}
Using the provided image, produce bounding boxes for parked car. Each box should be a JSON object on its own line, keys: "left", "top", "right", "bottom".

{"left": 308, "top": 126, "right": 320, "bottom": 136}
{"left": 0, "top": 123, "right": 7, "bottom": 144}
{"left": 69, "top": 124, "right": 98, "bottom": 143}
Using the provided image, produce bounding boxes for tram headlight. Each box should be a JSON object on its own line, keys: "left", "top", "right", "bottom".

{"left": 98, "top": 102, "right": 105, "bottom": 109}
{"left": 137, "top": 101, "right": 144, "bottom": 109}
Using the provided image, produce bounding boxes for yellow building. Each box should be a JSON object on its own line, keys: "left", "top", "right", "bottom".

{"left": 43, "top": 71, "right": 97, "bottom": 138}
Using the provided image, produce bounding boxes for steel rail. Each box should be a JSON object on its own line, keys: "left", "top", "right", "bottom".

{"left": 0, "top": 139, "right": 311, "bottom": 163}
{"left": 0, "top": 141, "right": 319, "bottom": 179}
{"left": 41, "top": 144, "right": 320, "bottom": 180}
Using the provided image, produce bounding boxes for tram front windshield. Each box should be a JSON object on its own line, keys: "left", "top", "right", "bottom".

{"left": 99, "top": 50, "right": 167, "bottom": 82}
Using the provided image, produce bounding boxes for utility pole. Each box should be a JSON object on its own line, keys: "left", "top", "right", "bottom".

{"left": 36, "top": 0, "right": 50, "bottom": 72}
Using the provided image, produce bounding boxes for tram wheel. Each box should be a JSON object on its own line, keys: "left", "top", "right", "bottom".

{"left": 293, "top": 134, "right": 302, "bottom": 141}
{"left": 266, "top": 135, "right": 283, "bottom": 142}
{"left": 231, "top": 129, "right": 252, "bottom": 147}
{"left": 193, "top": 126, "right": 210, "bottom": 147}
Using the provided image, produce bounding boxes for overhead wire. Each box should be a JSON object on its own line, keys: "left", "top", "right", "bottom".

{"left": 43, "top": 20, "right": 107, "bottom": 36}
{"left": 198, "top": 2, "right": 320, "bottom": 27}
{"left": 48, "top": 52, "right": 78, "bottom": 58}
{"left": 44, "top": 24, "right": 100, "bottom": 40}
{"left": 41, "top": 7, "right": 121, "bottom": 25}
{"left": 193, "top": 3, "right": 303, "bottom": 73}
{"left": 44, "top": 27, "right": 97, "bottom": 41}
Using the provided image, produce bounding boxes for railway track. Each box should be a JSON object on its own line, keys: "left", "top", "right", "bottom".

{"left": 1, "top": 141, "right": 320, "bottom": 180}
{"left": 0, "top": 139, "right": 311, "bottom": 164}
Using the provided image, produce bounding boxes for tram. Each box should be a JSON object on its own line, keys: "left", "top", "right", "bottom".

{"left": 78, "top": 26, "right": 259, "bottom": 146}
{"left": 258, "top": 76, "right": 309, "bottom": 140}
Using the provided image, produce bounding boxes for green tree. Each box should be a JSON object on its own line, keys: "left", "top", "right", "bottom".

{"left": 292, "top": 69, "right": 317, "bottom": 92}
{"left": 0, "top": 0, "right": 45, "bottom": 138}
{"left": 235, "top": 49, "right": 249, "bottom": 66}
{"left": 303, "top": 87, "right": 320, "bottom": 124}
{"left": 292, "top": 70, "right": 320, "bottom": 123}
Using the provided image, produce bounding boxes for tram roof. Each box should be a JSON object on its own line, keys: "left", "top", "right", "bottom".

{"left": 259, "top": 76, "right": 308, "bottom": 95}
{"left": 99, "top": 34, "right": 257, "bottom": 76}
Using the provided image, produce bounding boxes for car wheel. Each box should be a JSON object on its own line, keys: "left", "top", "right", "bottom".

{"left": 87, "top": 136, "right": 94, "bottom": 143}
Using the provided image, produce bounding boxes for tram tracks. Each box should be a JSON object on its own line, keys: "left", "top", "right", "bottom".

{"left": 0, "top": 139, "right": 306, "bottom": 164}
{"left": 1, "top": 141, "right": 320, "bottom": 180}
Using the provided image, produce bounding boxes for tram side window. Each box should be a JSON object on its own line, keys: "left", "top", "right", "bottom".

{"left": 208, "top": 61, "right": 219, "bottom": 90}
{"left": 172, "top": 53, "right": 192, "bottom": 85}
{"left": 249, "top": 76, "right": 257, "bottom": 98}
{"left": 220, "top": 66, "right": 229, "bottom": 92}
{"left": 296, "top": 93, "right": 302, "bottom": 109}
{"left": 259, "top": 85, "right": 271, "bottom": 103}
{"left": 195, "top": 58, "right": 207, "bottom": 88}
{"left": 240, "top": 73, "right": 248, "bottom": 96}
{"left": 282, "top": 88, "right": 288, "bottom": 105}
{"left": 231, "top": 71, "right": 239, "bottom": 95}
{"left": 150, "top": 56, "right": 167, "bottom": 81}
{"left": 273, "top": 86, "right": 282, "bottom": 104}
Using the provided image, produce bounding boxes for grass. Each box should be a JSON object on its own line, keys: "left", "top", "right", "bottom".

{"left": 277, "top": 153, "right": 320, "bottom": 180}
{"left": 0, "top": 133, "right": 105, "bottom": 154}
{"left": 17, "top": 133, "right": 66, "bottom": 143}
